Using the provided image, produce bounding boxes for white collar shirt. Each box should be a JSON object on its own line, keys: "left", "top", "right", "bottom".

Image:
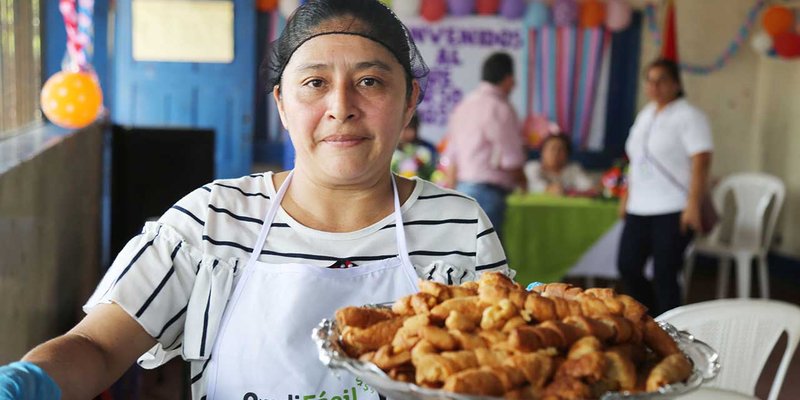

{"left": 625, "top": 98, "right": 713, "bottom": 216}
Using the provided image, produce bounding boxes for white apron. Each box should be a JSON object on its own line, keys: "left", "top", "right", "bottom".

{"left": 205, "top": 171, "right": 419, "bottom": 400}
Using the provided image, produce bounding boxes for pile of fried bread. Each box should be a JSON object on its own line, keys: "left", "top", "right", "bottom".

{"left": 335, "top": 272, "right": 692, "bottom": 399}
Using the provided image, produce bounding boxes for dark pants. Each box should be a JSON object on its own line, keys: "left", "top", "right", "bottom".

{"left": 617, "top": 212, "right": 693, "bottom": 317}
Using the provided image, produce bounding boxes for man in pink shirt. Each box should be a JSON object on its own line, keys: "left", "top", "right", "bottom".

{"left": 443, "top": 52, "right": 527, "bottom": 238}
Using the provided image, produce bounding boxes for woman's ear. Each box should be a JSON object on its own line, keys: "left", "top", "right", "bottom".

{"left": 273, "top": 85, "right": 288, "bottom": 129}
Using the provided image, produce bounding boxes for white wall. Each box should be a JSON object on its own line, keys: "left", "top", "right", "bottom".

{"left": 635, "top": 0, "right": 800, "bottom": 256}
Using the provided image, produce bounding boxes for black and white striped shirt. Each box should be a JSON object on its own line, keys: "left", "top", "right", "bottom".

{"left": 84, "top": 172, "right": 512, "bottom": 399}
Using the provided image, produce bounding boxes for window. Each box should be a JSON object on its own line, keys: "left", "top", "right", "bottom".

{"left": 0, "top": 0, "right": 42, "bottom": 140}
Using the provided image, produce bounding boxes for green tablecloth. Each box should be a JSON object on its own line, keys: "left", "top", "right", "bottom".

{"left": 503, "top": 194, "right": 619, "bottom": 285}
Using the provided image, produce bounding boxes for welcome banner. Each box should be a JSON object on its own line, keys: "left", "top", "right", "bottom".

{"left": 403, "top": 16, "right": 526, "bottom": 144}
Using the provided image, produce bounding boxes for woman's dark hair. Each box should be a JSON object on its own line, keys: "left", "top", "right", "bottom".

{"left": 541, "top": 133, "right": 572, "bottom": 156}
{"left": 646, "top": 58, "right": 685, "bottom": 98}
{"left": 264, "top": 0, "right": 429, "bottom": 103}
{"left": 481, "top": 52, "right": 514, "bottom": 84}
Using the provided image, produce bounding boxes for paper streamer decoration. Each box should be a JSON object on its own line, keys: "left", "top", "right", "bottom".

{"left": 421, "top": 0, "right": 447, "bottom": 21}
{"left": 41, "top": 71, "right": 103, "bottom": 129}
{"left": 59, "top": 0, "right": 95, "bottom": 70}
{"left": 553, "top": 0, "right": 578, "bottom": 27}
{"left": 392, "top": 0, "right": 420, "bottom": 18}
{"left": 605, "top": 0, "right": 632, "bottom": 32}
{"left": 524, "top": 1, "right": 549, "bottom": 28}
{"left": 645, "top": 0, "right": 768, "bottom": 74}
{"left": 500, "top": 0, "right": 526, "bottom": 19}
{"left": 448, "top": 0, "right": 474, "bottom": 16}
{"left": 526, "top": 24, "right": 609, "bottom": 149}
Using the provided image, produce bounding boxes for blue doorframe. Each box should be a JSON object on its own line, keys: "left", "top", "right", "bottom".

{"left": 111, "top": 0, "right": 256, "bottom": 179}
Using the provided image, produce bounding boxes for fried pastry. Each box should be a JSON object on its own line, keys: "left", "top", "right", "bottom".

{"left": 645, "top": 353, "right": 692, "bottom": 392}
{"left": 337, "top": 279, "right": 693, "bottom": 399}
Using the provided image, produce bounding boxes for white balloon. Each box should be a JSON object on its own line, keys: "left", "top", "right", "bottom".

{"left": 751, "top": 31, "right": 773, "bottom": 55}
{"left": 392, "top": 0, "right": 421, "bottom": 19}
{"left": 279, "top": 0, "right": 301, "bottom": 19}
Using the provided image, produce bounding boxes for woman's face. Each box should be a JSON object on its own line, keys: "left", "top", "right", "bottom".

{"left": 275, "top": 33, "right": 418, "bottom": 186}
{"left": 644, "top": 66, "right": 681, "bottom": 105}
{"left": 541, "top": 138, "right": 568, "bottom": 172}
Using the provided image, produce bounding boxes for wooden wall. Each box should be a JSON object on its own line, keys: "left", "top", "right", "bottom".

{"left": 0, "top": 124, "right": 103, "bottom": 362}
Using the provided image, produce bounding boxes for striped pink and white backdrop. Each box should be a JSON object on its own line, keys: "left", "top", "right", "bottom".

{"left": 526, "top": 26, "right": 611, "bottom": 152}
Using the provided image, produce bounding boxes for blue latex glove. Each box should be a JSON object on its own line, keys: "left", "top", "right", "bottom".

{"left": 0, "top": 361, "right": 61, "bottom": 400}
{"left": 526, "top": 281, "right": 545, "bottom": 291}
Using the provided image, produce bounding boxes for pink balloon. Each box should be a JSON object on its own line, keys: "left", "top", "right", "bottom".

{"left": 553, "top": 0, "right": 578, "bottom": 27}
{"left": 605, "top": 0, "right": 632, "bottom": 32}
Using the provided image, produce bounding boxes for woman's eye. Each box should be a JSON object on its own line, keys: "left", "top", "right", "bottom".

{"left": 305, "top": 79, "right": 324, "bottom": 88}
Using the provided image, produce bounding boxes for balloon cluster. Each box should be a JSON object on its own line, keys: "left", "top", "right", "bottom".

{"left": 526, "top": 0, "right": 632, "bottom": 30}
{"left": 272, "top": 0, "right": 632, "bottom": 27}
{"left": 40, "top": 0, "right": 104, "bottom": 130}
{"left": 753, "top": 5, "right": 800, "bottom": 59}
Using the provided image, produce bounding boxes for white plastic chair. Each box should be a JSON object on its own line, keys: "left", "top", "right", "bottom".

{"left": 684, "top": 173, "right": 785, "bottom": 299}
{"left": 658, "top": 299, "right": 800, "bottom": 400}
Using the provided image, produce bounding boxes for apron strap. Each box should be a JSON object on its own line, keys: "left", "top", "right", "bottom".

{"left": 245, "top": 170, "right": 294, "bottom": 269}
{"left": 391, "top": 175, "right": 415, "bottom": 272}
{"left": 246, "top": 171, "right": 416, "bottom": 286}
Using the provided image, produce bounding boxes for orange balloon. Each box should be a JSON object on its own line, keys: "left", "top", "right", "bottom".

{"left": 762, "top": 5, "right": 795, "bottom": 36}
{"left": 580, "top": 0, "right": 605, "bottom": 28}
{"left": 256, "top": 0, "right": 278, "bottom": 12}
{"left": 40, "top": 71, "right": 103, "bottom": 129}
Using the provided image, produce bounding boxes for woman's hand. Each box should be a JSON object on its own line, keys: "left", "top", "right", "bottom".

{"left": 681, "top": 201, "right": 702, "bottom": 233}
{"left": 618, "top": 192, "right": 628, "bottom": 219}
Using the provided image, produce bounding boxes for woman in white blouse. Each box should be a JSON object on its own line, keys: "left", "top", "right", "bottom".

{"left": 525, "top": 133, "right": 594, "bottom": 195}
{"left": 618, "top": 59, "right": 713, "bottom": 316}
{"left": 0, "top": 1, "right": 513, "bottom": 398}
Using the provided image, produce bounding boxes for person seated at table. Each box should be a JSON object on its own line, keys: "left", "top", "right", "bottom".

{"left": 524, "top": 133, "right": 594, "bottom": 195}
{"left": 391, "top": 113, "right": 438, "bottom": 180}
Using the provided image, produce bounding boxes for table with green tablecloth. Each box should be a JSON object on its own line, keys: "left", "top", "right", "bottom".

{"left": 503, "top": 194, "right": 620, "bottom": 285}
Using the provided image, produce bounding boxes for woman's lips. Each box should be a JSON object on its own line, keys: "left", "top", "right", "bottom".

{"left": 322, "top": 135, "right": 368, "bottom": 148}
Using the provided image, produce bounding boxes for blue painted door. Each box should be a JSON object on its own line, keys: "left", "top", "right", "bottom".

{"left": 111, "top": 0, "right": 255, "bottom": 179}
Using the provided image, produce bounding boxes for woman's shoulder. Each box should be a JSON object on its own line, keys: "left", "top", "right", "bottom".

{"left": 673, "top": 98, "right": 708, "bottom": 118}
{"left": 409, "top": 179, "right": 478, "bottom": 209}
{"left": 203, "top": 171, "right": 276, "bottom": 202}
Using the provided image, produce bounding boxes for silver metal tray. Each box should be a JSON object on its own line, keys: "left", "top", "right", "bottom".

{"left": 313, "top": 310, "right": 720, "bottom": 400}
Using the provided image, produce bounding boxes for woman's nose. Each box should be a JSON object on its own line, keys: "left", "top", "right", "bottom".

{"left": 326, "top": 84, "right": 358, "bottom": 122}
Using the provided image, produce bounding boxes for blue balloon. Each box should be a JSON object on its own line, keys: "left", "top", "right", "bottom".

{"left": 524, "top": 1, "right": 550, "bottom": 28}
